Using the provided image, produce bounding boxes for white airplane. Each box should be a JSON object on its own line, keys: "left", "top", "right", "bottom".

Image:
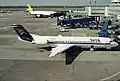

{"left": 9, "top": 24, "right": 119, "bottom": 57}
{"left": 26, "top": 4, "right": 57, "bottom": 18}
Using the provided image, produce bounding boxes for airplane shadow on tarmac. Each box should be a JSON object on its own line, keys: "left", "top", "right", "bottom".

{"left": 38, "top": 45, "right": 120, "bottom": 65}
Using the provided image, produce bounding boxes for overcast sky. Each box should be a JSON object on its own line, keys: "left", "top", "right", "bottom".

{"left": 0, "top": 0, "right": 110, "bottom": 6}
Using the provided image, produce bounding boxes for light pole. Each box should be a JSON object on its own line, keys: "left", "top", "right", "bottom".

{"left": 95, "top": 0, "right": 96, "bottom": 6}
{"left": 89, "top": 0, "right": 91, "bottom": 5}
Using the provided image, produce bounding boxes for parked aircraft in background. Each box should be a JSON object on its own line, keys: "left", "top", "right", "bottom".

{"left": 26, "top": 4, "right": 57, "bottom": 18}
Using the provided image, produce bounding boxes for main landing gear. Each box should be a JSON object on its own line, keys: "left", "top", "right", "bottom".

{"left": 90, "top": 45, "right": 94, "bottom": 51}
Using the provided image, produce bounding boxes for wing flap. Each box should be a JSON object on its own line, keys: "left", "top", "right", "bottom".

{"left": 49, "top": 44, "right": 74, "bottom": 57}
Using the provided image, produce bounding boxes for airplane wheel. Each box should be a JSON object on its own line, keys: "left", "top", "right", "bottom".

{"left": 90, "top": 45, "right": 94, "bottom": 51}
{"left": 40, "top": 14, "right": 43, "bottom": 18}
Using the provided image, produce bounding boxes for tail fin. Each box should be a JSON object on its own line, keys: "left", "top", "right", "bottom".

{"left": 11, "top": 24, "right": 34, "bottom": 42}
{"left": 27, "top": 4, "right": 33, "bottom": 13}
{"left": 97, "top": 20, "right": 111, "bottom": 37}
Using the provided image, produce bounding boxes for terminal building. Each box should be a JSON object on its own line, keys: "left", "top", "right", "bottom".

{"left": 85, "top": 0, "right": 120, "bottom": 20}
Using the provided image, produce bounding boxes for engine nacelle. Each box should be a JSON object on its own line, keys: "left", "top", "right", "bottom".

{"left": 36, "top": 14, "right": 40, "bottom": 17}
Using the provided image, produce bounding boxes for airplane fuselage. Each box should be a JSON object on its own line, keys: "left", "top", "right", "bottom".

{"left": 29, "top": 11, "right": 56, "bottom": 17}
{"left": 23, "top": 34, "right": 118, "bottom": 49}
{"left": 11, "top": 24, "right": 119, "bottom": 57}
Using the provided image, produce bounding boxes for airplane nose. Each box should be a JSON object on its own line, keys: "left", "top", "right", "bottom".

{"left": 111, "top": 42, "right": 118, "bottom": 47}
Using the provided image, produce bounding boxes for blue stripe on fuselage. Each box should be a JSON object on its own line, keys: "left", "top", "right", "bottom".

{"left": 48, "top": 41, "right": 110, "bottom": 45}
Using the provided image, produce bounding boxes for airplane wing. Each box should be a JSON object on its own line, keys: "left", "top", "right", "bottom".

{"left": 49, "top": 44, "right": 74, "bottom": 57}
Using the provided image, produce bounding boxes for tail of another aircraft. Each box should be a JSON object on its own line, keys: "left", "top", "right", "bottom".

{"left": 27, "top": 4, "right": 33, "bottom": 13}
{"left": 11, "top": 24, "right": 34, "bottom": 42}
{"left": 97, "top": 20, "right": 111, "bottom": 37}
